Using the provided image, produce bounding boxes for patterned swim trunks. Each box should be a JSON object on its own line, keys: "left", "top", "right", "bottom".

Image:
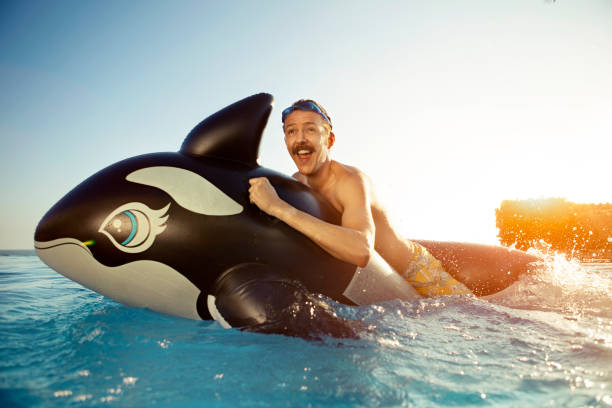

{"left": 402, "top": 241, "right": 473, "bottom": 297}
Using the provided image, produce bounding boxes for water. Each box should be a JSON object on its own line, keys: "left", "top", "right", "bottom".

{"left": 1, "top": 251, "right": 611, "bottom": 407}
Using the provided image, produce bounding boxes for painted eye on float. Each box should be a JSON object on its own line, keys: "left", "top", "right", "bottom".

{"left": 99, "top": 202, "right": 170, "bottom": 253}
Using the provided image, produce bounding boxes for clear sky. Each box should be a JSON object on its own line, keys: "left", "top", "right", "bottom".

{"left": 1, "top": 0, "right": 611, "bottom": 249}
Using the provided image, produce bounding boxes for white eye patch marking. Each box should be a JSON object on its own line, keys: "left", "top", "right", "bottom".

{"left": 126, "top": 166, "right": 243, "bottom": 216}
{"left": 99, "top": 202, "right": 170, "bottom": 253}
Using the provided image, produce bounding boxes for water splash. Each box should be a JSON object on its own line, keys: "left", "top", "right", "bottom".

{"left": 484, "top": 245, "right": 612, "bottom": 320}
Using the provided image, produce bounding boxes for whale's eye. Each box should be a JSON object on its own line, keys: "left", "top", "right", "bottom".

{"left": 103, "top": 210, "right": 150, "bottom": 247}
{"left": 99, "top": 202, "right": 170, "bottom": 253}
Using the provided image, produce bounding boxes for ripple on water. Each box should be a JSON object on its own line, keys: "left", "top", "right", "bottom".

{"left": 1, "top": 256, "right": 611, "bottom": 407}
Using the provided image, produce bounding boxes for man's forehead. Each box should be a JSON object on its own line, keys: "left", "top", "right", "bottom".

{"left": 283, "top": 110, "right": 327, "bottom": 126}
{"left": 284, "top": 120, "right": 320, "bottom": 128}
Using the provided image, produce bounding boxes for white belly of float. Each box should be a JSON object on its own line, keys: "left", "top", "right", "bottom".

{"left": 343, "top": 251, "right": 421, "bottom": 305}
{"left": 35, "top": 238, "right": 202, "bottom": 320}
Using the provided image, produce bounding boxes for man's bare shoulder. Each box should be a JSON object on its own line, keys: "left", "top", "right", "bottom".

{"left": 330, "top": 161, "right": 373, "bottom": 202}
{"left": 331, "top": 161, "right": 371, "bottom": 187}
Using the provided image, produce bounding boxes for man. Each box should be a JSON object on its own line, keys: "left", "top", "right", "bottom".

{"left": 248, "top": 99, "right": 470, "bottom": 296}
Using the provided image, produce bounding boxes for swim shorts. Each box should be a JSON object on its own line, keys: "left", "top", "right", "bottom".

{"left": 402, "top": 241, "right": 473, "bottom": 297}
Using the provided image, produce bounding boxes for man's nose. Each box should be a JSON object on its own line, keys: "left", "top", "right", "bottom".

{"left": 296, "top": 129, "right": 306, "bottom": 141}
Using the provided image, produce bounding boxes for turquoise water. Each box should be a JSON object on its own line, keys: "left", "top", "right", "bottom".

{"left": 1, "top": 252, "right": 611, "bottom": 407}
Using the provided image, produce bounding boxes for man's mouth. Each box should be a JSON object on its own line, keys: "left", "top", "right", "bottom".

{"left": 293, "top": 145, "right": 314, "bottom": 161}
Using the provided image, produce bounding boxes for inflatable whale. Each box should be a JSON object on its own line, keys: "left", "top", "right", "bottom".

{"left": 34, "top": 93, "right": 540, "bottom": 338}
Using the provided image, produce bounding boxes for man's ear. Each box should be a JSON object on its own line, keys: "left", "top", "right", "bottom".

{"left": 328, "top": 132, "right": 335, "bottom": 148}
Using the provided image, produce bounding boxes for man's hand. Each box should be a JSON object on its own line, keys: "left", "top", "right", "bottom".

{"left": 248, "top": 177, "right": 285, "bottom": 217}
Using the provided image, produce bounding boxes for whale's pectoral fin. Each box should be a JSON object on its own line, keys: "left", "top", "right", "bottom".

{"left": 207, "top": 263, "right": 361, "bottom": 340}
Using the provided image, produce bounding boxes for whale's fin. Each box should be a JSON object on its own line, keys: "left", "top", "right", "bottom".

{"left": 180, "top": 93, "right": 274, "bottom": 168}
{"left": 204, "top": 263, "right": 361, "bottom": 340}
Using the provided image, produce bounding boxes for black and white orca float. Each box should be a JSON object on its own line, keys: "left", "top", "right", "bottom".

{"left": 34, "top": 93, "right": 540, "bottom": 339}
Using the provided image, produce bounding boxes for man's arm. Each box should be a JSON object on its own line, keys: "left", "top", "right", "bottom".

{"left": 248, "top": 175, "right": 374, "bottom": 267}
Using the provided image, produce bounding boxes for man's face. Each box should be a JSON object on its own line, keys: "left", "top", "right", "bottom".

{"left": 283, "top": 110, "right": 332, "bottom": 176}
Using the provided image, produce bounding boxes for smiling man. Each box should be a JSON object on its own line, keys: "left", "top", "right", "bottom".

{"left": 248, "top": 99, "right": 471, "bottom": 297}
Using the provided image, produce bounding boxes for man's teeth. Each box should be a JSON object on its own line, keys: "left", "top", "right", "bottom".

{"left": 298, "top": 150, "right": 311, "bottom": 155}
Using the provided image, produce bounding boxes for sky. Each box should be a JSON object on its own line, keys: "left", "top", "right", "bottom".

{"left": 1, "top": 0, "right": 611, "bottom": 249}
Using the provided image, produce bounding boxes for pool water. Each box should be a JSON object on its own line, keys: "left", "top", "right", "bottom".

{"left": 1, "top": 252, "right": 611, "bottom": 407}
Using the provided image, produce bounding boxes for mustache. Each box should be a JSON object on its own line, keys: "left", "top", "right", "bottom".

{"left": 292, "top": 142, "right": 315, "bottom": 155}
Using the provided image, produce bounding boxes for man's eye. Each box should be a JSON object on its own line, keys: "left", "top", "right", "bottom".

{"left": 306, "top": 127, "right": 316, "bottom": 133}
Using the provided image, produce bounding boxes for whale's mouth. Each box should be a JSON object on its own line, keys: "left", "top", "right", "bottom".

{"left": 33, "top": 237, "right": 202, "bottom": 320}
{"left": 35, "top": 238, "right": 94, "bottom": 257}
